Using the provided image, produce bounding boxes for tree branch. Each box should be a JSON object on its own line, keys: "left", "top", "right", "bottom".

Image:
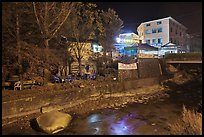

{"left": 50, "top": 2, "right": 75, "bottom": 39}
{"left": 32, "top": 2, "right": 44, "bottom": 35}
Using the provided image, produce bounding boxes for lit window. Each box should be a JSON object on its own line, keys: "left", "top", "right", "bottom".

{"left": 146, "top": 23, "right": 151, "bottom": 27}
{"left": 152, "top": 39, "right": 156, "bottom": 44}
{"left": 158, "top": 38, "right": 162, "bottom": 44}
{"left": 146, "top": 40, "right": 150, "bottom": 44}
{"left": 158, "top": 27, "right": 162, "bottom": 33}
{"left": 145, "top": 29, "right": 151, "bottom": 34}
{"left": 157, "top": 21, "right": 162, "bottom": 25}
{"left": 152, "top": 28, "right": 156, "bottom": 33}
{"left": 95, "top": 47, "right": 99, "bottom": 52}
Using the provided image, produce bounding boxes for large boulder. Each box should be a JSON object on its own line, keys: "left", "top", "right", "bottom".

{"left": 36, "top": 110, "right": 72, "bottom": 134}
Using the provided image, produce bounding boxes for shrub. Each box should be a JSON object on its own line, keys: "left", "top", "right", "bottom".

{"left": 169, "top": 105, "right": 202, "bottom": 135}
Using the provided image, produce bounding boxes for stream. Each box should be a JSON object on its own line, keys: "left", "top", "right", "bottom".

{"left": 2, "top": 76, "right": 201, "bottom": 135}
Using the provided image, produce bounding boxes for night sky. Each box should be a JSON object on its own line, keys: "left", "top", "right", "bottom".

{"left": 95, "top": 2, "right": 202, "bottom": 36}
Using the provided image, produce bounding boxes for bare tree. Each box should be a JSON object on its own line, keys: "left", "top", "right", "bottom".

{"left": 62, "top": 2, "right": 97, "bottom": 74}
{"left": 2, "top": 2, "right": 25, "bottom": 79}
{"left": 32, "top": 2, "right": 76, "bottom": 61}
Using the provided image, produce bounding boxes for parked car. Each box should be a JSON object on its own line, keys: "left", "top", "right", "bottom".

{"left": 90, "top": 73, "right": 96, "bottom": 80}
{"left": 51, "top": 75, "right": 60, "bottom": 83}
{"left": 14, "top": 80, "right": 36, "bottom": 90}
{"left": 64, "top": 75, "right": 72, "bottom": 83}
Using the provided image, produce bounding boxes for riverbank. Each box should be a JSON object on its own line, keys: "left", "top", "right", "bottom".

{"left": 2, "top": 82, "right": 170, "bottom": 135}
{"left": 2, "top": 68, "right": 202, "bottom": 135}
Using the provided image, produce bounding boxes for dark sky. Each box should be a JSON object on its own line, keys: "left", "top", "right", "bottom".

{"left": 95, "top": 2, "right": 202, "bottom": 36}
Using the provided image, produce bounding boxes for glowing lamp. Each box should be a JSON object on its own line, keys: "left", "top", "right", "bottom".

{"left": 116, "top": 37, "right": 121, "bottom": 43}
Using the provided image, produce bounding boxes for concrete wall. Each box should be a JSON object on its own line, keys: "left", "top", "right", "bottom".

{"left": 118, "top": 70, "right": 139, "bottom": 81}
{"left": 2, "top": 77, "right": 160, "bottom": 120}
{"left": 138, "top": 58, "right": 162, "bottom": 78}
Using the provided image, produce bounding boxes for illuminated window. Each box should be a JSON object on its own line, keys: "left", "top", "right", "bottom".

{"left": 158, "top": 27, "right": 162, "bottom": 33}
{"left": 158, "top": 38, "right": 162, "bottom": 44}
{"left": 157, "top": 21, "right": 162, "bottom": 25}
{"left": 152, "top": 28, "right": 156, "bottom": 33}
{"left": 145, "top": 29, "right": 151, "bottom": 34}
{"left": 146, "top": 23, "right": 151, "bottom": 27}
{"left": 95, "top": 47, "right": 99, "bottom": 52}
{"left": 152, "top": 39, "right": 156, "bottom": 44}
{"left": 146, "top": 40, "right": 150, "bottom": 44}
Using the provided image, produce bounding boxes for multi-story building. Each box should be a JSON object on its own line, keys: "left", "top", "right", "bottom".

{"left": 137, "top": 16, "right": 188, "bottom": 55}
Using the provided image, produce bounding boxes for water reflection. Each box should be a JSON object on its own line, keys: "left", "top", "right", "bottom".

{"left": 72, "top": 108, "right": 147, "bottom": 135}
{"left": 88, "top": 114, "right": 100, "bottom": 123}
{"left": 108, "top": 112, "right": 146, "bottom": 135}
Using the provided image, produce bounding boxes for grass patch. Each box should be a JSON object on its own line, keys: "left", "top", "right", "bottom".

{"left": 169, "top": 105, "right": 202, "bottom": 135}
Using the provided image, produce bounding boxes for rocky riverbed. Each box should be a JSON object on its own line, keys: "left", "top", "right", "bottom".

{"left": 2, "top": 68, "right": 202, "bottom": 135}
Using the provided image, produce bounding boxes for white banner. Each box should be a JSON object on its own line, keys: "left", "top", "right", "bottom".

{"left": 118, "top": 63, "right": 137, "bottom": 70}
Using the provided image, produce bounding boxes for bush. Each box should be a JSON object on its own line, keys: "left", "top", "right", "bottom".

{"left": 169, "top": 105, "right": 202, "bottom": 135}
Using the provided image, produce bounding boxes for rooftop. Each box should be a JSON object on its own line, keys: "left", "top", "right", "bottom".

{"left": 138, "top": 16, "right": 187, "bottom": 29}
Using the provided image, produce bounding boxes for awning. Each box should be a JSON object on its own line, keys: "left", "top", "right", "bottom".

{"left": 138, "top": 44, "right": 158, "bottom": 51}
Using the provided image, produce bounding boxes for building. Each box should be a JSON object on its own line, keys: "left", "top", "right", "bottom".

{"left": 137, "top": 43, "right": 158, "bottom": 58}
{"left": 113, "top": 33, "right": 142, "bottom": 60}
{"left": 137, "top": 16, "right": 188, "bottom": 56}
{"left": 60, "top": 36, "right": 103, "bottom": 74}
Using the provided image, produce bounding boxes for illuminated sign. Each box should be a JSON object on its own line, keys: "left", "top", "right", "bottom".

{"left": 118, "top": 63, "right": 137, "bottom": 70}
{"left": 115, "top": 33, "right": 141, "bottom": 46}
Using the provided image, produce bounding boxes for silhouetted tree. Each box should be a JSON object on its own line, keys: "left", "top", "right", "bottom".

{"left": 32, "top": 2, "right": 76, "bottom": 66}
{"left": 96, "top": 8, "right": 123, "bottom": 60}
{"left": 61, "top": 2, "right": 98, "bottom": 74}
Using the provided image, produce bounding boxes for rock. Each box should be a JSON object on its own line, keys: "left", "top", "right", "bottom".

{"left": 78, "top": 84, "right": 85, "bottom": 88}
{"left": 168, "top": 64, "right": 178, "bottom": 73}
{"left": 36, "top": 110, "right": 72, "bottom": 134}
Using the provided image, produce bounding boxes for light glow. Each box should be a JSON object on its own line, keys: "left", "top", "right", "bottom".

{"left": 116, "top": 37, "right": 121, "bottom": 43}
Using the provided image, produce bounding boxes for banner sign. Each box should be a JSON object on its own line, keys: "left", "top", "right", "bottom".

{"left": 118, "top": 63, "right": 137, "bottom": 70}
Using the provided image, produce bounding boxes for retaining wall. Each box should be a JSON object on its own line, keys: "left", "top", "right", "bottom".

{"left": 138, "top": 58, "right": 163, "bottom": 78}
{"left": 2, "top": 77, "right": 160, "bottom": 120}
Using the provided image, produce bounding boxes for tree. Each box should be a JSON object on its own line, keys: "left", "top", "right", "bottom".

{"left": 32, "top": 2, "right": 76, "bottom": 65}
{"left": 2, "top": 2, "right": 26, "bottom": 79}
{"left": 61, "top": 2, "right": 98, "bottom": 74}
{"left": 96, "top": 8, "right": 123, "bottom": 60}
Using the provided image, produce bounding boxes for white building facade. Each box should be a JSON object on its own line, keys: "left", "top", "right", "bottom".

{"left": 137, "top": 17, "right": 188, "bottom": 55}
